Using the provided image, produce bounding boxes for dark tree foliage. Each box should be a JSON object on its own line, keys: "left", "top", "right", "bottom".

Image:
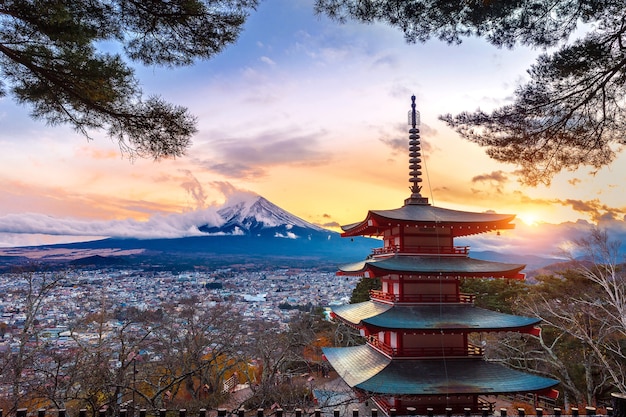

{"left": 0, "top": 0, "right": 258, "bottom": 159}
{"left": 315, "top": 0, "right": 626, "bottom": 185}
{"left": 349, "top": 276, "right": 381, "bottom": 304}
{"left": 459, "top": 277, "right": 528, "bottom": 314}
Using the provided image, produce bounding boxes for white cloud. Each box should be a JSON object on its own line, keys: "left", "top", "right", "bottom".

{"left": 0, "top": 208, "right": 223, "bottom": 243}
{"left": 260, "top": 56, "right": 276, "bottom": 66}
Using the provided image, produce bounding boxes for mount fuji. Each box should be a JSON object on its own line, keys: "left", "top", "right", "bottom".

{"left": 197, "top": 195, "right": 329, "bottom": 239}
{"left": 0, "top": 195, "right": 379, "bottom": 268}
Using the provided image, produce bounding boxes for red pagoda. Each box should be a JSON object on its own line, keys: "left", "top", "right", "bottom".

{"left": 322, "top": 97, "right": 559, "bottom": 415}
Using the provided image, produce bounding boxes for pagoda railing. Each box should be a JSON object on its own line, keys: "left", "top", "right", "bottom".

{"left": 371, "top": 245, "right": 469, "bottom": 256}
{"left": 369, "top": 290, "right": 475, "bottom": 304}
{"left": 366, "top": 336, "right": 484, "bottom": 358}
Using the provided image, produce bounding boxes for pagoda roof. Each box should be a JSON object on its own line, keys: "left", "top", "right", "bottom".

{"left": 341, "top": 204, "right": 515, "bottom": 237}
{"left": 331, "top": 301, "right": 540, "bottom": 332}
{"left": 322, "top": 345, "right": 559, "bottom": 396}
{"left": 338, "top": 255, "right": 525, "bottom": 279}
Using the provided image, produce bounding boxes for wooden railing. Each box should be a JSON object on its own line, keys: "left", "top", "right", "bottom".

{"left": 369, "top": 291, "right": 476, "bottom": 304}
{"left": 366, "top": 336, "right": 483, "bottom": 358}
{"left": 371, "top": 246, "right": 470, "bottom": 256}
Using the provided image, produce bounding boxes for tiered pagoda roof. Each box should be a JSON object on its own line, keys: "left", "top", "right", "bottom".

{"left": 321, "top": 96, "right": 560, "bottom": 414}
{"left": 338, "top": 256, "right": 525, "bottom": 279}
{"left": 323, "top": 345, "right": 558, "bottom": 396}
{"left": 330, "top": 301, "right": 541, "bottom": 333}
{"left": 341, "top": 204, "right": 516, "bottom": 238}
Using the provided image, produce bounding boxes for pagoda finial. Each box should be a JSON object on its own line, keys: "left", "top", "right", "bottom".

{"left": 405, "top": 95, "right": 429, "bottom": 205}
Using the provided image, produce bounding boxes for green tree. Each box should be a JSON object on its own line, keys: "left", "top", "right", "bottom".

{"left": 459, "top": 277, "right": 528, "bottom": 314}
{"left": 0, "top": 0, "right": 258, "bottom": 159}
{"left": 349, "top": 276, "right": 380, "bottom": 304}
{"left": 315, "top": 0, "right": 626, "bottom": 185}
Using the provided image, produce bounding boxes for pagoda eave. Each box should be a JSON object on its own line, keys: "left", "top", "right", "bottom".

{"left": 322, "top": 345, "right": 559, "bottom": 396}
{"left": 337, "top": 256, "right": 526, "bottom": 280}
{"left": 341, "top": 207, "right": 516, "bottom": 238}
{"left": 331, "top": 301, "right": 541, "bottom": 331}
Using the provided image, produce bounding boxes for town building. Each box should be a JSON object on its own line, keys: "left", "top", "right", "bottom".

{"left": 322, "top": 96, "right": 559, "bottom": 415}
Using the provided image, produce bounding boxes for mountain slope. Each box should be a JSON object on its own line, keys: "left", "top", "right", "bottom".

{"left": 198, "top": 195, "right": 327, "bottom": 238}
{"left": 0, "top": 195, "right": 379, "bottom": 268}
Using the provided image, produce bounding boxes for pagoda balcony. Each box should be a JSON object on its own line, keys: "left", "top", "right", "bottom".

{"left": 370, "top": 290, "right": 476, "bottom": 304}
{"left": 372, "top": 245, "right": 470, "bottom": 256}
{"left": 367, "top": 336, "right": 484, "bottom": 358}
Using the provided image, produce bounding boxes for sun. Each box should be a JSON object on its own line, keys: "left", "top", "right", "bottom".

{"left": 517, "top": 213, "right": 539, "bottom": 226}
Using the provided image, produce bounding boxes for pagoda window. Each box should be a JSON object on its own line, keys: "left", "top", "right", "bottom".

{"left": 403, "top": 235, "right": 453, "bottom": 249}
{"left": 404, "top": 281, "right": 458, "bottom": 302}
{"left": 390, "top": 332, "right": 398, "bottom": 349}
{"left": 403, "top": 333, "right": 466, "bottom": 356}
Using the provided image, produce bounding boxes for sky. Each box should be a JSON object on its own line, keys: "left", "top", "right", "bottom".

{"left": 1, "top": 0, "right": 625, "bottom": 258}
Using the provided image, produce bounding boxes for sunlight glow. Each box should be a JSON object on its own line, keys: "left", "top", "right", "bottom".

{"left": 517, "top": 213, "right": 539, "bottom": 226}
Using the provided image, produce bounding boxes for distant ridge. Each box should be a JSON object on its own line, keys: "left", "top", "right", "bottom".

{"left": 0, "top": 195, "right": 380, "bottom": 269}
{"left": 0, "top": 195, "right": 567, "bottom": 272}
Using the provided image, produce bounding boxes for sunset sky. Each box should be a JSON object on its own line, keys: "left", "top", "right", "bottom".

{"left": 1, "top": 0, "right": 625, "bottom": 257}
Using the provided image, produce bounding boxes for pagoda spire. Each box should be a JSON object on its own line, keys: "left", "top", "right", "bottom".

{"left": 405, "top": 95, "right": 429, "bottom": 205}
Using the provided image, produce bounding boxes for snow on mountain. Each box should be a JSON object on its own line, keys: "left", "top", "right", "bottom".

{"left": 198, "top": 195, "right": 329, "bottom": 238}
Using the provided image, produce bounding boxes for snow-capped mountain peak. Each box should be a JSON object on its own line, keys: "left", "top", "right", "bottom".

{"left": 199, "top": 195, "right": 328, "bottom": 237}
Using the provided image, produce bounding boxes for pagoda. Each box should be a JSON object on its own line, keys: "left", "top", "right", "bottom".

{"left": 322, "top": 97, "right": 559, "bottom": 415}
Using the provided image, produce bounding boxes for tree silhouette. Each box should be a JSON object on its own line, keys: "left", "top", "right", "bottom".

{"left": 315, "top": 0, "right": 626, "bottom": 185}
{"left": 0, "top": 0, "right": 258, "bottom": 159}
